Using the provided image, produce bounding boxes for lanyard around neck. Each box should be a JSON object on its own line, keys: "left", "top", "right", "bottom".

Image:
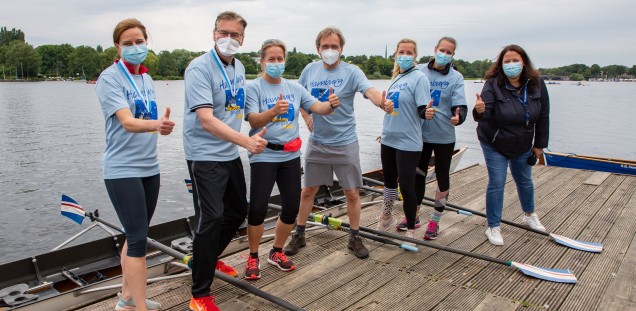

{"left": 117, "top": 60, "right": 149, "bottom": 112}
{"left": 514, "top": 85, "right": 529, "bottom": 126}
{"left": 388, "top": 66, "right": 417, "bottom": 90}
{"left": 211, "top": 49, "right": 238, "bottom": 99}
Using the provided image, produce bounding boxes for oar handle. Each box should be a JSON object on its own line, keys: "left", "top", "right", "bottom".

{"left": 88, "top": 212, "right": 305, "bottom": 311}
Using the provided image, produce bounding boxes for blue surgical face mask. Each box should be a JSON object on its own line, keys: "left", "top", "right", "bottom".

{"left": 435, "top": 51, "right": 452, "bottom": 66}
{"left": 503, "top": 62, "right": 523, "bottom": 78}
{"left": 397, "top": 55, "right": 414, "bottom": 71}
{"left": 121, "top": 44, "right": 148, "bottom": 65}
{"left": 265, "top": 62, "right": 285, "bottom": 78}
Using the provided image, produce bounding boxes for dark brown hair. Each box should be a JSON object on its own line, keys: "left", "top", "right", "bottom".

{"left": 484, "top": 44, "right": 541, "bottom": 88}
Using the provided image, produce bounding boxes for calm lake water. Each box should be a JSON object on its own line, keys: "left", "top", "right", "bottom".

{"left": 1, "top": 80, "right": 635, "bottom": 264}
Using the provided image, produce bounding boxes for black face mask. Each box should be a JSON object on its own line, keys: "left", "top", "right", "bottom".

{"left": 527, "top": 153, "right": 538, "bottom": 166}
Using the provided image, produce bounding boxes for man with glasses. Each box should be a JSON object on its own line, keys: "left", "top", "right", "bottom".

{"left": 183, "top": 11, "right": 267, "bottom": 311}
{"left": 285, "top": 27, "right": 394, "bottom": 259}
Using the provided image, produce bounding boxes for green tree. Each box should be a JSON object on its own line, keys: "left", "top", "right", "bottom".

{"left": 144, "top": 50, "right": 159, "bottom": 76}
{"left": 0, "top": 27, "right": 25, "bottom": 46}
{"left": 628, "top": 65, "right": 636, "bottom": 76}
{"left": 67, "top": 45, "right": 100, "bottom": 79}
{"left": 285, "top": 52, "right": 313, "bottom": 76}
{"left": 602, "top": 65, "right": 627, "bottom": 78}
{"left": 171, "top": 49, "right": 195, "bottom": 76}
{"left": 36, "top": 44, "right": 74, "bottom": 77}
{"left": 4, "top": 41, "right": 41, "bottom": 79}
{"left": 589, "top": 64, "right": 601, "bottom": 78}
{"left": 96, "top": 45, "right": 103, "bottom": 53}
{"left": 235, "top": 53, "right": 258, "bottom": 75}
{"left": 157, "top": 50, "right": 178, "bottom": 76}
{"left": 98, "top": 46, "right": 118, "bottom": 71}
{"left": 569, "top": 73, "right": 585, "bottom": 81}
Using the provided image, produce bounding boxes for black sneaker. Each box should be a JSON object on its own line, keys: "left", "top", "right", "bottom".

{"left": 284, "top": 232, "right": 306, "bottom": 256}
{"left": 268, "top": 249, "right": 296, "bottom": 272}
{"left": 347, "top": 235, "right": 369, "bottom": 259}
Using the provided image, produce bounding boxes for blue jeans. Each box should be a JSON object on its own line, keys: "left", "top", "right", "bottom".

{"left": 481, "top": 143, "right": 535, "bottom": 228}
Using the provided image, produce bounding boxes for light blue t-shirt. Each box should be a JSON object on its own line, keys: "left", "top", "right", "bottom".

{"left": 298, "top": 61, "right": 373, "bottom": 146}
{"left": 416, "top": 63, "right": 467, "bottom": 144}
{"left": 95, "top": 62, "right": 159, "bottom": 179}
{"left": 245, "top": 78, "right": 318, "bottom": 163}
{"left": 183, "top": 50, "right": 246, "bottom": 161}
{"left": 381, "top": 69, "right": 431, "bottom": 152}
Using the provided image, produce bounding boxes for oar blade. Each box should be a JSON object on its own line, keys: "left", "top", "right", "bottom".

{"left": 400, "top": 244, "right": 419, "bottom": 252}
{"left": 184, "top": 179, "right": 193, "bottom": 193}
{"left": 549, "top": 233, "right": 603, "bottom": 253}
{"left": 510, "top": 261, "right": 577, "bottom": 283}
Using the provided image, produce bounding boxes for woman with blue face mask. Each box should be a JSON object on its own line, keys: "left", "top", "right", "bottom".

{"left": 95, "top": 18, "right": 174, "bottom": 311}
{"left": 405, "top": 37, "right": 468, "bottom": 240}
{"left": 473, "top": 44, "right": 550, "bottom": 246}
{"left": 242, "top": 39, "right": 339, "bottom": 280}
{"left": 377, "top": 38, "right": 432, "bottom": 243}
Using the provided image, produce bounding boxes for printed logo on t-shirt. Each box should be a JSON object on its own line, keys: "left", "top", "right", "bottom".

{"left": 430, "top": 89, "right": 441, "bottom": 107}
{"left": 264, "top": 93, "right": 296, "bottom": 129}
{"left": 225, "top": 88, "right": 245, "bottom": 119}
{"left": 387, "top": 91, "right": 400, "bottom": 116}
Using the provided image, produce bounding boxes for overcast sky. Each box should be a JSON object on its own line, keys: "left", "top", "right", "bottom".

{"left": 2, "top": 0, "right": 635, "bottom": 68}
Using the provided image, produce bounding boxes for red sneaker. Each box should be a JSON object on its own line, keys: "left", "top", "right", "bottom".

{"left": 244, "top": 256, "right": 261, "bottom": 280}
{"left": 268, "top": 250, "right": 296, "bottom": 271}
{"left": 216, "top": 260, "right": 238, "bottom": 277}
{"left": 189, "top": 296, "right": 219, "bottom": 311}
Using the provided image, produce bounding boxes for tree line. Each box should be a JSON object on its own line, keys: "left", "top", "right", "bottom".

{"left": 1, "top": 26, "right": 635, "bottom": 81}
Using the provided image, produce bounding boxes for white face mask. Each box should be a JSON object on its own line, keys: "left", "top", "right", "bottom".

{"left": 216, "top": 37, "right": 240, "bottom": 57}
{"left": 321, "top": 49, "right": 340, "bottom": 66}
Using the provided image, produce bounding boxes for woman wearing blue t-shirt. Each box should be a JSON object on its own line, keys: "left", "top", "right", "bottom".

{"left": 377, "top": 38, "right": 432, "bottom": 242}
{"left": 243, "top": 39, "right": 338, "bottom": 280}
{"left": 404, "top": 37, "right": 467, "bottom": 240}
{"left": 95, "top": 19, "right": 174, "bottom": 311}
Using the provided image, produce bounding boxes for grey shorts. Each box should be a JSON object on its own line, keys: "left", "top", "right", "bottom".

{"left": 304, "top": 140, "right": 363, "bottom": 189}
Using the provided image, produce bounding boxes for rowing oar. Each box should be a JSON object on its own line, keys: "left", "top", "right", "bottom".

{"left": 61, "top": 195, "right": 304, "bottom": 311}
{"left": 311, "top": 212, "right": 577, "bottom": 283}
{"left": 361, "top": 176, "right": 603, "bottom": 253}
{"left": 265, "top": 203, "right": 418, "bottom": 252}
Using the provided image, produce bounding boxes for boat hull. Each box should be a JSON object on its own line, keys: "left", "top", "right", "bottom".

{"left": 543, "top": 151, "right": 636, "bottom": 176}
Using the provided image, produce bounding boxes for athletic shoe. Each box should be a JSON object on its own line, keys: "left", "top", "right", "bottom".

{"left": 189, "top": 296, "right": 219, "bottom": 311}
{"left": 485, "top": 227, "right": 504, "bottom": 246}
{"left": 347, "top": 235, "right": 369, "bottom": 259}
{"left": 376, "top": 214, "right": 395, "bottom": 231}
{"left": 115, "top": 292, "right": 161, "bottom": 311}
{"left": 268, "top": 250, "right": 296, "bottom": 271}
{"left": 244, "top": 256, "right": 261, "bottom": 280}
{"left": 284, "top": 232, "right": 306, "bottom": 256}
{"left": 215, "top": 260, "right": 238, "bottom": 277}
{"left": 423, "top": 220, "right": 439, "bottom": 240}
{"left": 522, "top": 213, "right": 546, "bottom": 231}
{"left": 404, "top": 229, "right": 416, "bottom": 247}
{"left": 396, "top": 217, "right": 421, "bottom": 231}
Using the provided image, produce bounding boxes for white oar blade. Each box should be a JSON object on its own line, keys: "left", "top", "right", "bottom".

{"left": 511, "top": 261, "right": 577, "bottom": 283}
{"left": 550, "top": 233, "right": 604, "bottom": 253}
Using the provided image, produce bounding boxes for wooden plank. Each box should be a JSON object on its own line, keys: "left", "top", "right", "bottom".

{"left": 597, "top": 231, "right": 636, "bottom": 310}
{"left": 584, "top": 172, "right": 611, "bottom": 186}
{"left": 473, "top": 294, "right": 520, "bottom": 311}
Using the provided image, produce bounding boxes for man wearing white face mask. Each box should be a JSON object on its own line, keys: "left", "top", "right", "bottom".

{"left": 285, "top": 27, "right": 394, "bottom": 259}
{"left": 182, "top": 11, "right": 267, "bottom": 311}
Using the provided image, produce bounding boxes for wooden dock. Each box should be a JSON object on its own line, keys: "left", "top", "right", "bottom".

{"left": 72, "top": 164, "right": 636, "bottom": 311}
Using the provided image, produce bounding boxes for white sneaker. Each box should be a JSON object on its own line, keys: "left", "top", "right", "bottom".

{"left": 522, "top": 213, "right": 546, "bottom": 231}
{"left": 485, "top": 227, "right": 504, "bottom": 245}
{"left": 377, "top": 214, "right": 395, "bottom": 231}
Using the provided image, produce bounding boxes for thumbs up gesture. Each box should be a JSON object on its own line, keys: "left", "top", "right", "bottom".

{"left": 450, "top": 107, "right": 460, "bottom": 125}
{"left": 159, "top": 107, "right": 175, "bottom": 135}
{"left": 474, "top": 93, "right": 485, "bottom": 114}
{"left": 380, "top": 90, "right": 394, "bottom": 114}
{"left": 328, "top": 86, "right": 340, "bottom": 109}
{"left": 425, "top": 99, "right": 436, "bottom": 120}
{"left": 246, "top": 127, "right": 268, "bottom": 154}
{"left": 273, "top": 93, "right": 289, "bottom": 115}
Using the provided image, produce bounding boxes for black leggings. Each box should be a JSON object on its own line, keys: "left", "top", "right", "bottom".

{"left": 104, "top": 174, "right": 160, "bottom": 258}
{"left": 415, "top": 142, "right": 455, "bottom": 212}
{"left": 381, "top": 144, "right": 421, "bottom": 229}
{"left": 249, "top": 158, "right": 301, "bottom": 226}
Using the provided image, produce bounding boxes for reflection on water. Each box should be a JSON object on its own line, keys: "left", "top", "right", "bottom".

{"left": 1, "top": 80, "right": 635, "bottom": 264}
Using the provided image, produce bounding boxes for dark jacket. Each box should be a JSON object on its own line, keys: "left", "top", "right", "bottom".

{"left": 472, "top": 76, "right": 549, "bottom": 158}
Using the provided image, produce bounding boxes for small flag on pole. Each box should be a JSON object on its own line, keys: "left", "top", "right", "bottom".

{"left": 61, "top": 195, "right": 86, "bottom": 224}
{"left": 185, "top": 179, "right": 193, "bottom": 193}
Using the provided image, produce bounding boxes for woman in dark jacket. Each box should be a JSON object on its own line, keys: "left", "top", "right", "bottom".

{"left": 473, "top": 44, "right": 549, "bottom": 246}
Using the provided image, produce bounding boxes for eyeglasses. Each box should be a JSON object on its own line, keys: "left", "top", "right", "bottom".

{"left": 216, "top": 30, "right": 243, "bottom": 40}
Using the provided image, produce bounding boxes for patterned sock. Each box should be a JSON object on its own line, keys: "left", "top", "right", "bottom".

{"left": 434, "top": 191, "right": 449, "bottom": 213}
{"left": 250, "top": 252, "right": 259, "bottom": 259}
{"left": 349, "top": 228, "right": 359, "bottom": 238}
{"left": 431, "top": 211, "right": 443, "bottom": 223}
{"left": 295, "top": 225, "right": 306, "bottom": 234}
{"left": 383, "top": 187, "right": 399, "bottom": 216}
